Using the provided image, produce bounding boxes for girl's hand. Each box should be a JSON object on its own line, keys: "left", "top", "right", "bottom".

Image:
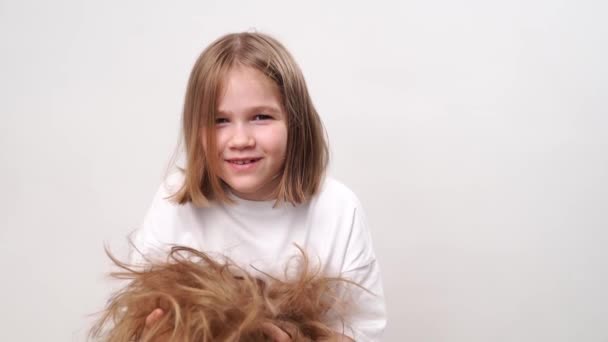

{"left": 319, "top": 332, "right": 356, "bottom": 342}
{"left": 261, "top": 322, "right": 355, "bottom": 342}
{"left": 142, "top": 308, "right": 165, "bottom": 340}
{"left": 143, "top": 309, "right": 353, "bottom": 341}
{"left": 261, "top": 322, "right": 292, "bottom": 341}
{"left": 145, "top": 310, "right": 292, "bottom": 341}
{"left": 145, "top": 308, "right": 165, "bottom": 326}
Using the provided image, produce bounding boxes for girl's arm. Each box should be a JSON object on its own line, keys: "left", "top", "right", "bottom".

{"left": 340, "top": 204, "right": 387, "bottom": 341}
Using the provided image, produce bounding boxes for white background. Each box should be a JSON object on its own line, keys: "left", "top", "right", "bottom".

{"left": 1, "top": 0, "right": 607, "bottom": 341}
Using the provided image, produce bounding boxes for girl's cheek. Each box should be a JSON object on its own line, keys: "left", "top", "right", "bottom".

{"left": 213, "top": 131, "right": 226, "bottom": 150}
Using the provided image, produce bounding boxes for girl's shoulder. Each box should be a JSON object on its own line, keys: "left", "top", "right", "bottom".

{"left": 310, "top": 176, "right": 364, "bottom": 213}
{"left": 162, "top": 170, "right": 187, "bottom": 195}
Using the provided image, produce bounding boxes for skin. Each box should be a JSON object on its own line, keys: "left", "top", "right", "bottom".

{"left": 211, "top": 65, "right": 288, "bottom": 201}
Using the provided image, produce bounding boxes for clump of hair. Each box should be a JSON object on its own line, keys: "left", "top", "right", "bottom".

{"left": 89, "top": 245, "right": 356, "bottom": 341}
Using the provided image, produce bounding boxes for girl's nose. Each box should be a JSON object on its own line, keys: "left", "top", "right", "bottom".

{"left": 228, "top": 126, "right": 255, "bottom": 149}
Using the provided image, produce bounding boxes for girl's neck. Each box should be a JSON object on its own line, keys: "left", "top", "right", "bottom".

{"left": 230, "top": 190, "right": 276, "bottom": 202}
{"left": 225, "top": 176, "right": 281, "bottom": 201}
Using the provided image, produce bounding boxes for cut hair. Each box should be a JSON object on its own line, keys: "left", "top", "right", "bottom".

{"left": 89, "top": 245, "right": 358, "bottom": 341}
{"left": 171, "top": 32, "right": 329, "bottom": 207}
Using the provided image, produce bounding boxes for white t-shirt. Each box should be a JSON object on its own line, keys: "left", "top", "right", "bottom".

{"left": 130, "top": 172, "right": 387, "bottom": 341}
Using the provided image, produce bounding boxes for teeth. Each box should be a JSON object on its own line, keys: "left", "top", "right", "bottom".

{"left": 232, "top": 159, "right": 256, "bottom": 165}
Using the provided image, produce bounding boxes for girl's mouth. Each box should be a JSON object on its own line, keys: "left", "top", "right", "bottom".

{"left": 226, "top": 158, "right": 262, "bottom": 171}
{"left": 227, "top": 158, "right": 262, "bottom": 165}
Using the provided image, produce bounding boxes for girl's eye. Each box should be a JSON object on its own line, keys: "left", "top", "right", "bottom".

{"left": 253, "top": 114, "right": 272, "bottom": 121}
{"left": 215, "top": 118, "right": 229, "bottom": 124}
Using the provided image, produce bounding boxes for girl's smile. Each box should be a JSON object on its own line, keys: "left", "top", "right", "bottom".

{"left": 225, "top": 157, "right": 263, "bottom": 171}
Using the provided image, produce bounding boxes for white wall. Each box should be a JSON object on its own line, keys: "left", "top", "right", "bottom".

{"left": 1, "top": 0, "right": 606, "bottom": 341}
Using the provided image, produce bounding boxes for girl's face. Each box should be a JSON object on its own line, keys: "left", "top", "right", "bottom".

{"left": 212, "top": 66, "right": 288, "bottom": 201}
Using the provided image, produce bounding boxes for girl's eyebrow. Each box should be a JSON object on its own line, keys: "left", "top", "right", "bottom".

{"left": 250, "top": 105, "right": 282, "bottom": 114}
{"left": 217, "top": 105, "right": 282, "bottom": 116}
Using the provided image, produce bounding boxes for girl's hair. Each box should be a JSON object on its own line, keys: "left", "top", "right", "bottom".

{"left": 89, "top": 245, "right": 355, "bottom": 342}
{"left": 171, "top": 32, "right": 329, "bottom": 207}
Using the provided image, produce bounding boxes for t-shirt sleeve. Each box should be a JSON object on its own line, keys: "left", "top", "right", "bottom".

{"left": 128, "top": 181, "right": 177, "bottom": 265}
{"left": 338, "top": 204, "right": 388, "bottom": 341}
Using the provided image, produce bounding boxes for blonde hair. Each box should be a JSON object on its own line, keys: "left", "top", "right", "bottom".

{"left": 171, "top": 32, "right": 329, "bottom": 207}
{"left": 89, "top": 246, "right": 355, "bottom": 341}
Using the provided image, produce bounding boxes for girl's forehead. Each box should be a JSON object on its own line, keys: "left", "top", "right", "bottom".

{"left": 221, "top": 65, "right": 277, "bottom": 89}
{"left": 216, "top": 66, "right": 283, "bottom": 114}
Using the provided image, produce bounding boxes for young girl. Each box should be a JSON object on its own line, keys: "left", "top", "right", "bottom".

{"left": 131, "top": 32, "right": 387, "bottom": 341}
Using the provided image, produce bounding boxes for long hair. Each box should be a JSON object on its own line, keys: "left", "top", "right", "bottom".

{"left": 89, "top": 246, "right": 357, "bottom": 341}
{"left": 171, "top": 32, "right": 329, "bottom": 207}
